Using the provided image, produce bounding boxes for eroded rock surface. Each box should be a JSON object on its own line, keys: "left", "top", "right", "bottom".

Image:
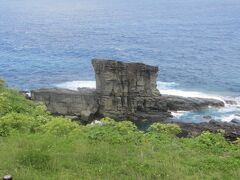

{"left": 31, "top": 88, "right": 98, "bottom": 121}
{"left": 163, "top": 95, "right": 224, "bottom": 111}
{"left": 31, "top": 59, "right": 225, "bottom": 122}
{"left": 176, "top": 120, "right": 240, "bottom": 141}
{"left": 92, "top": 59, "right": 170, "bottom": 120}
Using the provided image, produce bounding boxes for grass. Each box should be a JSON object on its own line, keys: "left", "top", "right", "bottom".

{"left": 0, "top": 80, "right": 240, "bottom": 179}
{"left": 1, "top": 133, "right": 239, "bottom": 180}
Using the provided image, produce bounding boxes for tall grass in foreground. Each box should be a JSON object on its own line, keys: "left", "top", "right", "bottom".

{"left": 0, "top": 80, "right": 239, "bottom": 179}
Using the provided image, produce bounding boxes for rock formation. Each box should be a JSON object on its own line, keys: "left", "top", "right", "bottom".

{"left": 31, "top": 88, "right": 98, "bottom": 121}
{"left": 92, "top": 59, "right": 169, "bottom": 120}
{"left": 31, "top": 59, "right": 224, "bottom": 122}
{"left": 162, "top": 95, "right": 224, "bottom": 111}
{"left": 175, "top": 120, "right": 240, "bottom": 141}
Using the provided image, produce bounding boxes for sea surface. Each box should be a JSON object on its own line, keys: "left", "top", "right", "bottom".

{"left": 0, "top": 0, "right": 239, "bottom": 122}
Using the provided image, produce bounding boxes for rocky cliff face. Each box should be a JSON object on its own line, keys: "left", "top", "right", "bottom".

{"left": 31, "top": 59, "right": 224, "bottom": 122}
{"left": 92, "top": 59, "right": 160, "bottom": 97}
{"left": 92, "top": 59, "right": 169, "bottom": 120}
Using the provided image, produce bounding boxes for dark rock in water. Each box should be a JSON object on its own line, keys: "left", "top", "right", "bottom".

{"left": 231, "top": 119, "right": 240, "bottom": 125}
{"left": 163, "top": 95, "right": 224, "bottom": 111}
{"left": 225, "top": 99, "right": 238, "bottom": 105}
{"left": 31, "top": 59, "right": 225, "bottom": 123}
{"left": 203, "top": 115, "right": 212, "bottom": 119}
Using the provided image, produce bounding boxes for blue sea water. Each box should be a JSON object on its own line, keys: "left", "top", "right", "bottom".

{"left": 0, "top": 0, "right": 239, "bottom": 122}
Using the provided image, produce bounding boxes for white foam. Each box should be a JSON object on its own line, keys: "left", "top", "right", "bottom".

{"left": 55, "top": 80, "right": 240, "bottom": 104}
{"left": 55, "top": 81, "right": 96, "bottom": 90}
{"left": 54, "top": 80, "right": 233, "bottom": 102}
{"left": 55, "top": 80, "right": 179, "bottom": 91}
{"left": 221, "top": 114, "right": 240, "bottom": 122}
{"left": 218, "top": 106, "right": 238, "bottom": 113}
{"left": 161, "top": 89, "right": 223, "bottom": 100}
{"left": 157, "top": 81, "right": 179, "bottom": 89}
{"left": 55, "top": 80, "right": 240, "bottom": 123}
{"left": 171, "top": 111, "right": 187, "bottom": 118}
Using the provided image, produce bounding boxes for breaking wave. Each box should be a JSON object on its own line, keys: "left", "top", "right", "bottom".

{"left": 55, "top": 80, "right": 240, "bottom": 123}
{"left": 55, "top": 81, "right": 96, "bottom": 90}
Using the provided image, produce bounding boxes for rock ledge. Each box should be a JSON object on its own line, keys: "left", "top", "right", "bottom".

{"left": 31, "top": 59, "right": 224, "bottom": 122}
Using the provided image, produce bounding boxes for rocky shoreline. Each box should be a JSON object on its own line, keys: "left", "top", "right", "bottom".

{"left": 29, "top": 59, "right": 239, "bottom": 140}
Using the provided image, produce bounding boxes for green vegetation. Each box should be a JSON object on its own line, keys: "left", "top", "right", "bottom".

{"left": 0, "top": 82, "right": 240, "bottom": 179}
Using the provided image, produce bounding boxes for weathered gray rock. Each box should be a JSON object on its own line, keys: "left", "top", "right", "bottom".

{"left": 92, "top": 59, "right": 170, "bottom": 120}
{"left": 92, "top": 59, "right": 160, "bottom": 97}
{"left": 31, "top": 59, "right": 226, "bottom": 123}
{"left": 231, "top": 119, "right": 240, "bottom": 125}
{"left": 163, "top": 95, "right": 224, "bottom": 111}
{"left": 176, "top": 120, "right": 240, "bottom": 141}
{"left": 224, "top": 99, "right": 238, "bottom": 105}
{"left": 31, "top": 88, "right": 98, "bottom": 121}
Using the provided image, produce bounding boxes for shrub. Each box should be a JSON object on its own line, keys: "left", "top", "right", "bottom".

{"left": 84, "top": 118, "right": 143, "bottom": 144}
{"left": 115, "top": 121, "right": 138, "bottom": 134}
{"left": 148, "top": 123, "right": 181, "bottom": 136}
{"left": 195, "top": 131, "right": 229, "bottom": 150}
{"left": 100, "top": 117, "right": 116, "bottom": 124}
{"left": 233, "top": 138, "right": 240, "bottom": 146}
{"left": 0, "top": 90, "right": 36, "bottom": 116}
{"left": 32, "top": 103, "right": 50, "bottom": 116}
{"left": 0, "top": 112, "right": 35, "bottom": 136}
{"left": 41, "top": 117, "right": 79, "bottom": 136}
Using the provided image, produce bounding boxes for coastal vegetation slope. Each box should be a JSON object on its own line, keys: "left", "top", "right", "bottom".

{"left": 0, "top": 80, "right": 239, "bottom": 179}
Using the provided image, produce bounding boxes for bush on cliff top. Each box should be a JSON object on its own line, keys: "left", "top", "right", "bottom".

{"left": 83, "top": 117, "right": 144, "bottom": 144}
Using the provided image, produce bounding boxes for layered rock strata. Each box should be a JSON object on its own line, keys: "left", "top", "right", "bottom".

{"left": 92, "top": 59, "right": 169, "bottom": 120}
{"left": 31, "top": 59, "right": 224, "bottom": 122}
{"left": 31, "top": 88, "right": 98, "bottom": 121}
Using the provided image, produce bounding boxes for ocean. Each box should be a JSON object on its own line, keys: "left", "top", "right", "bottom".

{"left": 0, "top": 0, "right": 239, "bottom": 122}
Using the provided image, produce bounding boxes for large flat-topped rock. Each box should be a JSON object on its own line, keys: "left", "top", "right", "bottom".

{"left": 92, "top": 59, "right": 168, "bottom": 119}
{"left": 31, "top": 88, "right": 98, "bottom": 121}
{"left": 31, "top": 59, "right": 225, "bottom": 122}
{"left": 92, "top": 59, "right": 160, "bottom": 97}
